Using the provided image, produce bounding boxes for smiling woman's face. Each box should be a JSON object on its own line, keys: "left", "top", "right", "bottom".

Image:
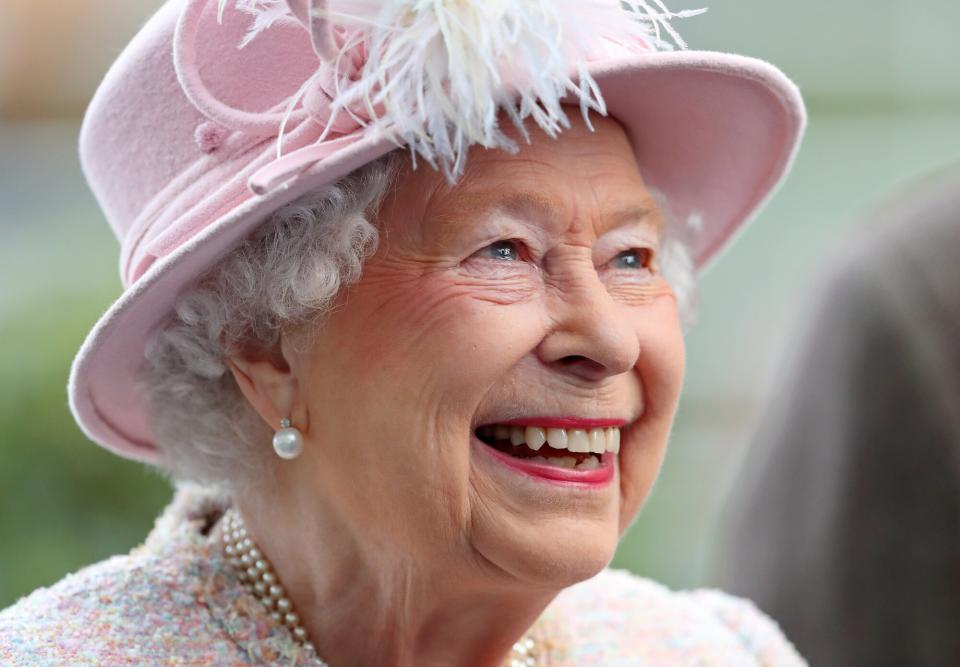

{"left": 282, "top": 111, "right": 685, "bottom": 587}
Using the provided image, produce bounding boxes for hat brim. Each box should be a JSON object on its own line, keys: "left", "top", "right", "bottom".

{"left": 69, "top": 50, "right": 806, "bottom": 463}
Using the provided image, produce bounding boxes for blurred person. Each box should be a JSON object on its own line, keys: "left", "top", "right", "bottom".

{"left": 0, "top": 0, "right": 807, "bottom": 664}
{"left": 714, "top": 166, "right": 960, "bottom": 666}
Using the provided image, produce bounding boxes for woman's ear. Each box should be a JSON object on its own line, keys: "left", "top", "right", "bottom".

{"left": 227, "top": 346, "right": 300, "bottom": 431}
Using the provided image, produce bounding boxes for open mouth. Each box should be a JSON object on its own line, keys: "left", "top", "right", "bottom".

{"left": 474, "top": 423, "right": 621, "bottom": 472}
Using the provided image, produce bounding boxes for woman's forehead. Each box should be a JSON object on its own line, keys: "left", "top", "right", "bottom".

{"left": 386, "top": 113, "right": 661, "bottom": 242}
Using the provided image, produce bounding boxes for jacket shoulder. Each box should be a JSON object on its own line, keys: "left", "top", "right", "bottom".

{"left": 546, "top": 568, "right": 807, "bottom": 665}
{"left": 0, "top": 546, "right": 232, "bottom": 665}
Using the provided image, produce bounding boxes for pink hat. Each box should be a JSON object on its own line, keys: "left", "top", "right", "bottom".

{"left": 70, "top": 0, "right": 806, "bottom": 463}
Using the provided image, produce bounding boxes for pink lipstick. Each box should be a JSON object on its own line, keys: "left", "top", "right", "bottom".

{"left": 475, "top": 437, "right": 615, "bottom": 487}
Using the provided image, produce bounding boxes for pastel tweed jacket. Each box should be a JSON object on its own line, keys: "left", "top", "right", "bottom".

{"left": 0, "top": 488, "right": 805, "bottom": 665}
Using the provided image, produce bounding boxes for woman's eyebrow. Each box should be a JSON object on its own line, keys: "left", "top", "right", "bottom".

{"left": 488, "top": 192, "right": 662, "bottom": 233}
{"left": 424, "top": 190, "right": 561, "bottom": 245}
{"left": 607, "top": 203, "right": 662, "bottom": 232}
{"left": 429, "top": 189, "right": 661, "bottom": 239}
{"left": 434, "top": 190, "right": 560, "bottom": 224}
{"left": 492, "top": 191, "right": 560, "bottom": 221}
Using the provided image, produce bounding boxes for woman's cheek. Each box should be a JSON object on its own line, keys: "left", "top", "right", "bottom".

{"left": 425, "top": 279, "right": 548, "bottom": 385}
{"left": 449, "top": 263, "right": 542, "bottom": 306}
{"left": 605, "top": 274, "right": 677, "bottom": 307}
{"left": 356, "top": 270, "right": 548, "bottom": 409}
{"left": 615, "top": 289, "right": 684, "bottom": 529}
{"left": 636, "top": 290, "right": 685, "bottom": 411}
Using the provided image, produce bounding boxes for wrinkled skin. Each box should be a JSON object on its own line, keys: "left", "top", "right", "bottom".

{"left": 229, "top": 111, "right": 685, "bottom": 667}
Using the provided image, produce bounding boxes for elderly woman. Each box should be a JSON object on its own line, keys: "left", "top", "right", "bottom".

{"left": 0, "top": 1, "right": 806, "bottom": 665}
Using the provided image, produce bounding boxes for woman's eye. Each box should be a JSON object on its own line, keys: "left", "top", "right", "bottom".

{"left": 481, "top": 240, "right": 522, "bottom": 261}
{"left": 613, "top": 248, "right": 652, "bottom": 270}
{"left": 461, "top": 239, "right": 536, "bottom": 274}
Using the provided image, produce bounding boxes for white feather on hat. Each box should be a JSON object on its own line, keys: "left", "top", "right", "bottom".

{"left": 218, "top": 0, "right": 705, "bottom": 181}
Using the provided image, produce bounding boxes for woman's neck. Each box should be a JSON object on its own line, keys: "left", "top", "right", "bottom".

{"left": 231, "top": 497, "right": 559, "bottom": 667}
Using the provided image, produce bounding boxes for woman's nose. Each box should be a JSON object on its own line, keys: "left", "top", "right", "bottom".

{"left": 536, "top": 269, "right": 640, "bottom": 383}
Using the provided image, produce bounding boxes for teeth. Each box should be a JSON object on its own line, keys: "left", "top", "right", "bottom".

{"left": 483, "top": 423, "right": 624, "bottom": 455}
{"left": 589, "top": 428, "right": 606, "bottom": 454}
{"left": 568, "top": 429, "right": 590, "bottom": 453}
{"left": 608, "top": 427, "right": 620, "bottom": 454}
{"left": 524, "top": 426, "right": 546, "bottom": 451}
{"left": 545, "top": 428, "right": 567, "bottom": 450}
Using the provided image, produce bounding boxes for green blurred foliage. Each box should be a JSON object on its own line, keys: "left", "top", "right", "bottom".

{"left": 0, "top": 123, "right": 172, "bottom": 607}
{"left": 0, "top": 295, "right": 171, "bottom": 605}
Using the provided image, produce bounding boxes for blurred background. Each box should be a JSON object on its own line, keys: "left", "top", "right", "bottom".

{"left": 1, "top": 0, "right": 959, "bottom": 619}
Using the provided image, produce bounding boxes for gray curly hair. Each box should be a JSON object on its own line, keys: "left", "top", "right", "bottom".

{"left": 140, "top": 150, "right": 699, "bottom": 492}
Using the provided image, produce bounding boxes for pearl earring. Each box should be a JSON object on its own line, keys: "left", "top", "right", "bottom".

{"left": 272, "top": 418, "right": 304, "bottom": 460}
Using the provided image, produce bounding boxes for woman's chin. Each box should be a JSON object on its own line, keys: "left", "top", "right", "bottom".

{"left": 468, "top": 434, "right": 623, "bottom": 588}
{"left": 471, "top": 517, "right": 620, "bottom": 590}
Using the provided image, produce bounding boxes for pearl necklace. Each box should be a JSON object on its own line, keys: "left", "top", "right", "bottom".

{"left": 220, "top": 508, "right": 539, "bottom": 667}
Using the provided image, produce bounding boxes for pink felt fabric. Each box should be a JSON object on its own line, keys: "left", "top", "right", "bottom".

{"left": 71, "top": 0, "right": 806, "bottom": 462}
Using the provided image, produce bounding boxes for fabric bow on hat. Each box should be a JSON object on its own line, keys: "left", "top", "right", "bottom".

{"left": 175, "top": 0, "right": 372, "bottom": 195}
